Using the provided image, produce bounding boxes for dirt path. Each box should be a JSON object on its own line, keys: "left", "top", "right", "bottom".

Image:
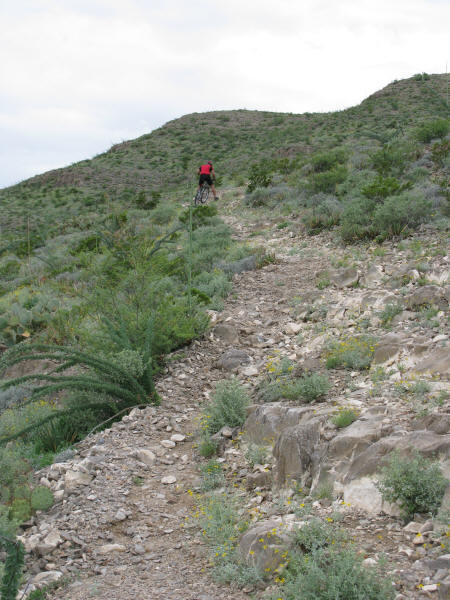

{"left": 25, "top": 214, "right": 448, "bottom": 600}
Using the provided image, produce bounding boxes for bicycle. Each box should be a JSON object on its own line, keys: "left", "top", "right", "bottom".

{"left": 194, "top": 181, "right": 210, "bottom": 205}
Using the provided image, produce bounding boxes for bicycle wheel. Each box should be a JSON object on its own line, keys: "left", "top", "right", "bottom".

{"left": 195, "top": 183, "right": 209, "bottom": 205}
{"left": 199, "top": 183, "right": 210, "bottom": 204}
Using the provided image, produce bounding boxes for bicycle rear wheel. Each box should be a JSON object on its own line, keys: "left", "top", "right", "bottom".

{"left": 195, "top": 183, "right": 210, "bottom": 205}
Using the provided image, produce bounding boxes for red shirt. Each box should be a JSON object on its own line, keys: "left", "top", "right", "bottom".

{"left": 199, "top": 163, "right": 212, "bottom": 174}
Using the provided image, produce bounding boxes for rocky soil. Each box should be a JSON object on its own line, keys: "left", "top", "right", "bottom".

{"left": 16, "top": 213, "right": 449, "bottom": 599}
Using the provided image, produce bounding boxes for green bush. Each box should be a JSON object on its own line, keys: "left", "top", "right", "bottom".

{"left": 377, "top": 451, "right": 447, "bottom": 519}
{"left": 379, "top": 303, "right": 403, "bottom": 327}
{"left": 310, "top": 148, "right": 347, "bottom": 173}
{"left": 269, "top": 546, "right": 394, "bottom": 600}
{"left": 339, "top": 197, "right": 374, "bottom": 242}
{"left": 310, "top": 166, "right": 347, "bottom": 193}
{"left": 416, "top": 118, "right": 449, "bottom": 143}
{"left": 283, "top": 373, "right": 331, "bottom": 402}
{"left": 247, "top": 161, "right": 273, "bottom": 193}
{"left": 200, "top": 459, "right": 225, "bottom": 491}
{"left": 372, "top": 191, "right": 430, "bottom": 237}
{"left": 197, "top": 493, "right": 262, "bottom": 587}
{"left": 203, "top": 379, "right": 249, "bottom": 435}
{"left": 362, "top": 176, "right": 406, "bottom": 201}
{"left": 325, "top": 336, "right": 376, "bottom": 370}
{"left": 332, "top": 408, "right": 358, "bottom": 428}
{"left": 370, "top": 144, "right": 408, "bottom": 176}
{"left": 245, "top": 444, "right": 268, "bottom": 467}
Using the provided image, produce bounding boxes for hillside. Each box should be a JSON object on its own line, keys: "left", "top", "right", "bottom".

{"left": 0, "top": 73, "right": 449, "bottom": 600}
{"left": 0, "top": 73, "right": 448, "bottom": 241}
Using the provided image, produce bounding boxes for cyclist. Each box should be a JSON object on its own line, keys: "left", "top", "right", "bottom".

{"left": 197, "top": 160, "right": 219, "bottom": 200}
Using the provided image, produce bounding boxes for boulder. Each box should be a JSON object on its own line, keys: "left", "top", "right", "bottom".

{"left": 239, "top": 517, "right": 298, "bottom": 573}
{"left": 273, "top": 421, "right": 324, "bottom": 487}
{"left": 406, "top": 285, "right": 448, "bottom": 310}
{"left": 215, "top": 349, "right": 250, "bottom": 370}
{"left": 33, "top": 571, "right": 63, "bottom": 585}
{"left": 212, "top": 324, "right": 240, "bottom": 344}
{"left": 244, "top": 404, "right": 318, "bottom": 443}
{"left": 64, "top": 469, "right": 92, "bottom": 492}
{"left": 343, "top": 477, "right": 400, "bottom": 516}
{"left": 372, "top": 333, "right": 405, "bottom": 365}
{"left": 331, "top": 267, "right": 359, "bottom": 288}
{"left": 36, "top": 529, "right": 62, "bottom": 556}
{"left": 416, "top": 349, "right": 450, "bottom": 376}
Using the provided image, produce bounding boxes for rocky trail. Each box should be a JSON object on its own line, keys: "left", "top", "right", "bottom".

{"left": 17, "top": 214, "right": 449, "bottom": 599}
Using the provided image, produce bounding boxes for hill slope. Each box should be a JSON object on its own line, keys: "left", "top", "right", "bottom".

{"left": 0, "top": 73, "right": 448, "bottom": 240}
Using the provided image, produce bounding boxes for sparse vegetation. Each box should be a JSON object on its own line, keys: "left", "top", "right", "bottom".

{"left": 325, "top": 336, "right": 376, "bottom": 370}
{"left": 377, "top": 451, "right": 447, "bottom": 520}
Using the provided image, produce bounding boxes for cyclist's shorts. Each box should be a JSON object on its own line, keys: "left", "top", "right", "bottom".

{"left": 199, "top": 174, "right": 213, "bottom": 186}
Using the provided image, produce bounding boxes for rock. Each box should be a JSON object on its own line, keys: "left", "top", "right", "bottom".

{"left": 135, "top": 449, "right": 156, "bottom": 466}
{"left": 33, "top": 570, "right": 63, "bottom": 585}
{"left": 98, "top": 544, "right": 126, "bottom": 554}
{"left": 242, "top": 365, "right": 259, "bottom": 377}
{"left": 285, "top": 322, "right": 302, "bottom": 335}
{"left": 245, "top": 471, "right": 272, "bottom": 490}
{"left": 36, "top": 530, "right": 63, "bottom": 557}
{"left": 161, "top": 475, "right": 177, "bottom": 484}
{"left": 343, "top": 477, "right": 399, "bottom": 516}
{"left": 363, "top": 264, "right": 384, "bottom": 287}
{"left": 245, "top": 404, "right": 320, "bottom": 442}
{"left": 113, "top": 509, "right": 128, "bottom": 522}
{"left": 331, "top": 267, "right": 359, "bottom": 288}
{"left": 238, "top": 518, "right": 294, "bottom": 573}
{"left": 161, "top": 439, "right": 176, "bottom": 448}
{"left": 373, "top": 334, "right": 404, "bottom": 365}
{"left": 273, "top": 421, "right": 323, "bottom": 486}
{"left": 215, "top": 349, "right": 250, "bottom": 370}
{"left": 416, "top": 349, "right": 450, "bottom": 376}
{"left": 64, "top": 469, "right": 93, "bottom": 492}
{"left": 329, "top": 416, "right": 384, "bottom": 458}
{"left": 212, "top": 324, "right": 239, "bottom": 344}
{"left": 406, "top": 286, "right": 448, "bottom": 310}
{"left": 404, "top": 522, "right": 422, "bottom": 533}
{"left": 170, "top": 434, "right": 186, "bottom": 442}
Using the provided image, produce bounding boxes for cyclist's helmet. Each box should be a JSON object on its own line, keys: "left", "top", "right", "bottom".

{"left": 207, "top": 160, "right": 213, "bottom": 165}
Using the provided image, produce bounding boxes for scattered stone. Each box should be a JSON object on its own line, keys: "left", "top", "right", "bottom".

{"left": 161, "top": 475, "right": 177, "bottom": 484}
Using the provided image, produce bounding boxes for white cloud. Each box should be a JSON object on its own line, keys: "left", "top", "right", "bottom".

{"left": 0, "top": 0, "right": 448, "bottom": 187}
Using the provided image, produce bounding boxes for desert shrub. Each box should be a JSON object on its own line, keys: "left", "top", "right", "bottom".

{"left": 247, "top": 161, "right": 273, "bottom": 192}
{"left": 332, "top": 408, "right": 358, "bottom": 428}
{"left": 245, "top": 444, "right": 268, "bottom": 467}
{"left": 431, "top": 139, "right": 450, "bottom": 165}
{"left": 200, "top": 459, "right": 225, "bottom": 491}
{"left": 309, "top": 166, "right": 347, "bottom": 193}
{"left": 135, "top": 190, "right": 160, "bottom": 210}
{"left": 178, "top": 204, "right": 218, "bottom": 230}
{"left": 325, "top": 336, "right": 376, "bottom": 370}
{"left": 197, "top": 493, "right": 262, "bottom": 587}
{"left": 303, "top": 196, "right": 342, "bottom": 234}
{"left": 268, "top": 546, "right": 394, "bottom": 600}
{"left": 202, "top": 379, "right": 249, "bottom": 435}
{"left": 416, "top": 118, "right": 449, "bottom": 143}
{"left": 339, "top": 197, "right": 375, "bottom": 242}
{"left": 377, "top": 451, "right": 447, "bottom": 519}
{"left": 378, "top": 303, "right": 403, "bottom": 327}
{"left": 370, "top": 144, "right": 408, "bottom": 176}
{"left": 244, "top": 185, "right": 296, "bottom": 208}
{"left": 258, "top": 372, "right": 330, "bottom": 403}
{"left": 362, "top": 176, "right": 407, "bottom": 201}
{"left": 149, "top": 203, "right": 177, "bottom": 225}
{"left": 0, "top": 342, "right": 159, "bottom": 446}
{"left": 310, "top": 148, "right": 347, "bottom": 173}
{"left": 372, "top": 191, "right": 430, "bottom": 237}
{"left": 283, "top": 373, "right": 331, "bottom": 402}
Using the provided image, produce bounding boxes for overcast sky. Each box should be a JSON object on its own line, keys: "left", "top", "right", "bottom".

{"left": 1, "top": 0, "right": 448, "bottom": 189}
